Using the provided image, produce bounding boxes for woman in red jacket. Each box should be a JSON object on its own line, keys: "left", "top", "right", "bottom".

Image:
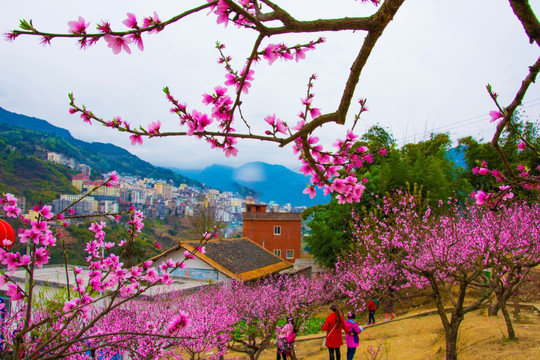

{"left": 321, "top": 304, "right": 350, "bottom": 360}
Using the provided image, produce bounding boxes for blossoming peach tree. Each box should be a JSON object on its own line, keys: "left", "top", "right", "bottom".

{"left": 5, "top": 0, "right": 404, "bottom": 205}
{"left": 94, "top": 284, "right": 238, "bottom": 360}
{"left": 225, "top": 272, "right": 338, "bottom": 360}
{"left": 85, "top": 270, "right": 337, "bottom": 360}
{"left": 477, "top": 202, "right": 540, "bottom": 339}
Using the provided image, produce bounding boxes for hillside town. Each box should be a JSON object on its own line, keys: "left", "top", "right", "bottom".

{"left": 45, "top": 151, "right": 308, "bottom": 239}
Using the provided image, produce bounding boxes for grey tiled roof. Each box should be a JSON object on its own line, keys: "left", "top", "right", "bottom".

{"left": 184, "top": 238, "right": 284, "bottom": 274}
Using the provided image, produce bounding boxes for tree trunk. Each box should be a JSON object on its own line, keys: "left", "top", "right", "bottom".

{"left": 500, "top": 301, "right": 516, "bottom": 339}
{"left": 252, "top": 348, "right": 262, "bottom": 360}
{"left": 290, "top": 347, "right": 298, "bottom": 360}
{"left": 512, "top": 292, "right": 521, "bottom": 318}
{"left": 487, "top": 271, "right": 501, "bottom": 316}
{"left": 445, "top": 326, "right": 459, "bottom": 360}
{"left": 252, "top": 337, "right": 272, "bottom": 360}
{"left": 489, "top": 286, "right": 513, "bottom": 317}
{"left": 488, "top": 301, "right": 500, "bottom": 316}
{"left": 492, "top": 279, "right": 520, "bottom": 339}
{"left": 429, "top": 277, "right": 463, "bottom": 360}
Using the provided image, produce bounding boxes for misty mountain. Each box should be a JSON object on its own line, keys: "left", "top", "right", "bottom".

{"left": 173, "top": 162, "right": 330, "bottom": 207}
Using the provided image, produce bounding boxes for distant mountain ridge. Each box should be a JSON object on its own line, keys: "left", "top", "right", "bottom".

{"left": 0, "top": 107, "right": 73, "bottom": 139}
{"left": 173, "top": 162, "right": 330, "bottom": 207}
{"left": 0, "top": 106, "right": 198, "bottom": 187}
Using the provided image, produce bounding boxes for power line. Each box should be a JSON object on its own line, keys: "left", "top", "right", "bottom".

{"left": 396, "top": 98, "right": 540, "bottom": 145}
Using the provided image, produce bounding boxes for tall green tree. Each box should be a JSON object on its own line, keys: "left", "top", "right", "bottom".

{"left": 303, "top": 200, "right": 355, "bottom": 268}
{"left": 379, "top": 133, "right": 471, "bottom": 204}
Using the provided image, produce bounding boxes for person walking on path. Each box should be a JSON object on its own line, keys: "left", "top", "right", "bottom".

{"left": 366, "top": 298, "right": 378, "bottom": 325}
{"left": 285, "top": 324, "right": 297, "bottom": 360}
{"left": 322, "top": 304, "right": 350, "bottom": 360}
{"left": 276, "top": 315, "right": 294, "bottom": 360}
{"left": 345, "top": 312, "right": 363, "bottom": 360}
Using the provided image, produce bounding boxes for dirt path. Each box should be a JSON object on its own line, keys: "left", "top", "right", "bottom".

{"left": 248, "top": 305, "right": 540, "bottom": 360}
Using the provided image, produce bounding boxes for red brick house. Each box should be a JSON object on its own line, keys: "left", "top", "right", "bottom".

{"left": 242, "top": 204, "right": 302, "bottom": 261}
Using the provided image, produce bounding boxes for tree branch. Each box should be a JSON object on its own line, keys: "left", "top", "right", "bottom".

{"left": 509, "top": 0, "right": 540, "bottom": 45}
{"left": 491, "top": 55, "right": 540, "bottom": 177}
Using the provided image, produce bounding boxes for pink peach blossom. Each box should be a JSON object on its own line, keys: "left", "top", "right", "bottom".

{"left": 489, "top": 110, "right": 503, "bottom": 123}
{"left": 147, "top": 120, "right": 161, "bottom": 134}
{"left": 104, "top": 34, "right": 131, "bottom": 54}
{"left": 68, "top": 17, "right": 89, "bottom": 34}
{"left": 122, "top": 13, "right": 138, "bottom": 29}
{"left": 129, "top": 134, "right": 143, "bottom": 145}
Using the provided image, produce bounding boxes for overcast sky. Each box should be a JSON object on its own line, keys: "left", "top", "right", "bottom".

{"left": 1, "top": 0, "right": 539, "bottom": 171}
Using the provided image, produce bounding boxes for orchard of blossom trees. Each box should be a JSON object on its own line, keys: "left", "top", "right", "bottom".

{"left": 336, "top": 195, "right": 540, "bottom": 360}
{"left": 1, "top": 187, "right": 339, "bottom": 359}
{"left": 2, "top": 1, "right": 540, "bottom": 359}
{"left": 1, "top": 189, "right": 539, "bottom": 359}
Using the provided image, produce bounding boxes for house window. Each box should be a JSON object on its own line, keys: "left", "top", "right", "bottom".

{"left": 274, "top": 249, "right": 281, "bottom": 257}
{"left": 286, "top": 249, "right": 294, "bottom": 259}
{"left": 274, "top": 226, "right": 281, "bottom": 235}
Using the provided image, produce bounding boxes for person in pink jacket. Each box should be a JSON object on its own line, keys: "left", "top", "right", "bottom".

{"left": 276, "top": 315, "right": 294, "bottom": 360}
{"left": 344, "top": 312, "right": 363, "bottom": 360}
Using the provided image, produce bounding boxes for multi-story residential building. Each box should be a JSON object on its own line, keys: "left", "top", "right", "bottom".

{"left": 71, "top": 173, "right": 90, "bottom": 192}
{"left": 242, "top": 204, "right": 302, "bottom": 262}
{"left": 155, "top": 182, "right": 174, "bottom": 201}
{"left": 81, "top": 181, "right": 120, "bottom": 201}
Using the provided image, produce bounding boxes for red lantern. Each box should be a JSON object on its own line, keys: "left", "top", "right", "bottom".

{"left": 0, "top": 218, "right": 15, "bottom": 250}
